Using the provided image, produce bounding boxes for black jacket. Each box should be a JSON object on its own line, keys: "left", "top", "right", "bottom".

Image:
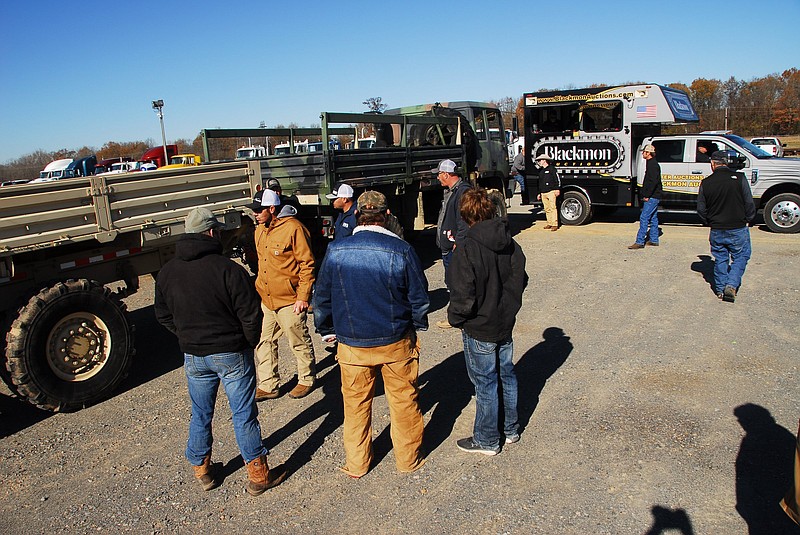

{"left": 447, "top": 218, "right": 527, "bottom": 342}
{"left": 437, "top": 179, "right": 472, "bottom": 253}
{"left": 641, "top": 158, "right": 663, "bottom": 199}
{"left": 697, "top": 166, "right": 756, "bottom": 230}
{"left": 538, "top": 166, "right": 561, "bottom": 193}
{"left": 155, "top": 233, "right": 263, "bottom": 356}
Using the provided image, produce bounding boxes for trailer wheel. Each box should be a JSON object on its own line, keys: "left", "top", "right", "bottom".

{"left": 559, "top": 191, "right": 592, "bottom": 226}
{"left": 4, "top": 279, "right": 135, "bottom": 412}
{"left": 763, "top": 193, "right": 800, "bottom": 233}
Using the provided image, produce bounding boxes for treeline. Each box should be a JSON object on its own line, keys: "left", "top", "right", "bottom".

{"left": 3, "top": 70, "right": 798, "bottom": 182}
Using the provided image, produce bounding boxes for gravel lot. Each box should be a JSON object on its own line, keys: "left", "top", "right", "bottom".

{"left": 1, "top": 201, "right": 799, "bottom": 534}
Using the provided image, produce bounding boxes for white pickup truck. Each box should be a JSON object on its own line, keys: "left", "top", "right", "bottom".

{"left": 750, "top": 136, "right": 785, "bottom": 157}
{"left": 641, "top": 133, "right": 800, "bottom": 233}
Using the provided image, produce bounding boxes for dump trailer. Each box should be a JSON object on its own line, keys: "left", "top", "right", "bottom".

{"left": 1, "top": 110, "right": 466, "bottom": 411}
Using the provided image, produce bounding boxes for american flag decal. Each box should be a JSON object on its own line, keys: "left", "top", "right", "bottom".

{"left": 637, "top": 105, "right": 657, "bottom": 118}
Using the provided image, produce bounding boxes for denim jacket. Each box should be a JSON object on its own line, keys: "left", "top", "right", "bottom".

{"left": 313, "top": 225, "right": 429, "bottom": 348}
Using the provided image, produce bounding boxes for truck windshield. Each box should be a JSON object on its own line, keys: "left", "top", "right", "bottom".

{"left": 724, "top": 135, "right": 773, "bottom": 158}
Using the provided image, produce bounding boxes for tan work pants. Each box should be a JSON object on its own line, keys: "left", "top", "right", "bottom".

{"left": 338, "top": 339, "right": 425, "bottom": 477}
{"left": 255, "top": 303, "right": 316, "bottom": 391}
{"left": 542, "top": 190, "right": 559, "bottom": 227}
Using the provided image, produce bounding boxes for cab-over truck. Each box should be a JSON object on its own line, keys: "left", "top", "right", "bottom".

{"left": 0, "top": 110, "right": 480, "bottom": 411}
{"left": 522, "top": 84, "right": 800, "bottom": 233}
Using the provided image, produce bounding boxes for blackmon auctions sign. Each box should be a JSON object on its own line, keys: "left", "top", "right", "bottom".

{"left": 532, "top": 135, "right": 625, "bottom": 175}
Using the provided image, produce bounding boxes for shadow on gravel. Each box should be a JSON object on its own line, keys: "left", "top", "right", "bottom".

{"left": 118, "top": 306, "right": 182, "bottom": 393}
{"left": 644, "top": 505, "right": 695, "bottom": 534}
{"left": 734, "top": 403, "right": 800, "bottom": 535}
{"left": 515, "top": 327, "right": 572, "bottom": 433}
{"left": 0, "top": 393, "right": 52, "bottom": 438}
{"left": 690, "top": 255, "right": 716, "bottom": 294}
{"left": 427, "top": 288, "right": 450, "bottom": 316}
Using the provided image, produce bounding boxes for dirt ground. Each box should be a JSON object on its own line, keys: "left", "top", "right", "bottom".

{"left": 1, "top": 201, "right": 799, "bottom": 534}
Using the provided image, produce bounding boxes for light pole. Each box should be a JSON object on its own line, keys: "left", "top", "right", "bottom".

{"left": 151, "top": 99, "right": 168, "bottom": 165}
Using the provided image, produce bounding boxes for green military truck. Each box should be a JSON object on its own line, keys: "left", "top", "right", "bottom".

{"left": 1, "top": 110, "right": 478, "bottom": 411}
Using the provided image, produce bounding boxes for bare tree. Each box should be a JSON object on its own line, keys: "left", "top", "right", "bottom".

{"left": 363, "top": 97, "right": 387, "bottom": 113}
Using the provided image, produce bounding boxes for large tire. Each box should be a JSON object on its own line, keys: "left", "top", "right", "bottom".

{"left": 763, "top": 193, "right": 800, "bottom": 233}
{"left": 409, "top": 107, "right": 479, "bottom": 174}
{"left": 4, "top": 279, "right": 135, "bottom": 412}
{"left": 559, "top": 191, "right": 593, "bottom": 226}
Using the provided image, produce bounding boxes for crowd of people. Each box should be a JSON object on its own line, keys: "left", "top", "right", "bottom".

{"left": 153, "top": 159, "right": 527, "bottom": 494}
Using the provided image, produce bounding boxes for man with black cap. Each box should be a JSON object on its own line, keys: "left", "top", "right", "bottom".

{"left": 326, "top": 183, "right": 357, "bottom": 240}
{"left": 155, "top": 207, "right": 284, "bottom": 495}
{"left": 314, "top": 190, "right": 429, "bottom": 478}
{"left": 535, "top": 154, "right": 561, "bottom": 231}
{"left": 249, "top": 188, "right": 317, "bottom": 400}
{"left": 697, "top": 150, "right": 755, "bottom": 303}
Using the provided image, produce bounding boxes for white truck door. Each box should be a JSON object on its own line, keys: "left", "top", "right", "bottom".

{"left": 648, "top": 139, "right": 691, "bottom": 204}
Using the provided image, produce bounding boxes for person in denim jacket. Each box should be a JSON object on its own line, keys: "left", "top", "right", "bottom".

{"left": 314, "top": 191, "right": 429, "bottom": 478}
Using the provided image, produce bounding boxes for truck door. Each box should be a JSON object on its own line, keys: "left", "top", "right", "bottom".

{"left": 649, "top": 139, "right": 691, "bottom": 208}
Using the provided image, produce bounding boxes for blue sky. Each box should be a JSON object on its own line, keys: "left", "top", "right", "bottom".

{"left": 1, "top": 0, "right": 798, "bottom": 163}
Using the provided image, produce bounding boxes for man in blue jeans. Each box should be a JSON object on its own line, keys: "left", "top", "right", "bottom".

{"left": 155, "top": 207, "right": 285, "bottom": 495}
{"left": 447, "top": 189, "right": 527, "bottom": 455}
{"left": 629, "top": 144, "right": 662, "bottom": 249}
{"left": 697, "top": 151, "right": 756, "bottom": 303}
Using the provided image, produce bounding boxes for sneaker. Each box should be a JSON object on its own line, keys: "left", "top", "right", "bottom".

{"left": 722, "top": 285, "right": 736, "bottom": 303}
{"left": 436, "top": 319, "right": 453, "bottom": 329}
{"left": 456, "top": 437, "right": 500, "bottom": 456}
{"left": 504, "top": 434, "right": 520, "bottom": 444}
{"left": 628, "top": 243, "right": 645, "bottom": 250}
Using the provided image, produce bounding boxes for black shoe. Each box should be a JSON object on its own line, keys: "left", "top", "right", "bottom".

{"left": 456, "top": 437, "right": 500, "bottom": 456}
{"left": 722, "top": 285, "right": 736, "bottom": 303}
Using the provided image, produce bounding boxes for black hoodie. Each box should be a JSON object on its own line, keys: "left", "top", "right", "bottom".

{"left": 447, "top": 218, "right": 527, "bottom": 342}
{"left": 155, "top": 233, "right": 263, "bottom": 356}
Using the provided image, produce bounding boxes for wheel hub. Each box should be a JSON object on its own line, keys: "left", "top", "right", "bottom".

{"left": 771, "top": 200, "right": 800, "bottom": 228}
{"left": 46, "top": 313, "right": 110, "bottom": 381}
{"left": 562, "top": 199, "right": 582, "bottom": 220}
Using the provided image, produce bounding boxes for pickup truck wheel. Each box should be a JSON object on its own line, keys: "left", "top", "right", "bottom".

{"left": 559, "top": 191, "right": 592, "bottom": 226}
{"left": 4, "top": 279, "right": 135, "bottom": 412}
{"left": 763, "top": 193, "right": 800, "bottom": 233}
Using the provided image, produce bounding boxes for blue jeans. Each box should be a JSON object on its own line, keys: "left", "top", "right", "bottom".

{"left": 709, "top": 227, "right": 752, "bottom": 294}
{"left": 184, "top": 349, "right": 266, "bottom": 465}
{"left": 513, "top": 173, "right": 526, "bottom": 193}
{"left": 461, "top": 331, "right": 519, "bottom": 448}
{"left": 636, "top": 197, "right": 660, "bottom": 245}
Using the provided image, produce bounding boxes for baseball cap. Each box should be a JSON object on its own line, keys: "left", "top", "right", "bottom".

{"left": 357, "top": 190, "right": 388, "bottom": 213}
{"left": 185, "top": 207, "right": 224, "bottom": 233}
{"left": 431, "top": 159, "right": 457, "bottom": 174}
{"left": 325, "top": 183, "right": 355, "bottom": 200}
{"left": 266, "top": 178, "right": 281, "bottom": 191}
{"left": 249, "top": 189, "right": 281, "bottom": 212}
{"left": 642, "top": 144, "right": 656, "bottom": 153}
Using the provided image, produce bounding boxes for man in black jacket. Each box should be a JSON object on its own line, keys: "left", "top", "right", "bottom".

{"left": 155, "top": 207, "right": 284, "bottom": 495}
{"left": 629, "top": 144, "right": 663, "bottom": 249}
{"left": 448, "top": 189, "right": 527, "bottom": 455}
{"left": 535, "top": 154, "right": 561, "bottom": 230}
{"left": 697, "top": 151, "right": 756, "bottom": 302}
{"left": 433, "top": 159, "right": 472, "bottom": 328}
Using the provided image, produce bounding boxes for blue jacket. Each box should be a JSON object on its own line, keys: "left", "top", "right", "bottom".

{"left": 313, "top": 225, "right": 429, "bottom": 347}
{"left": 333, "top": 203, "right": 357, "bottom": 240}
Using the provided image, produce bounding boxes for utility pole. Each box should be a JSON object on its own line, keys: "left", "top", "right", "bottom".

{"left": 152, "top": 100, "right": 168, "bottom": 165}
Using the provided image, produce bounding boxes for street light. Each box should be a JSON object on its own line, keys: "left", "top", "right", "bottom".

{"left": 151, "top": 99, "right": 168, "bottom": 165}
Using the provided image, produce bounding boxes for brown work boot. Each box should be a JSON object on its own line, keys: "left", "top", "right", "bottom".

{"left": 255, "top": 388, "right": 280, "bottom": 401}
{"left": 288, "top": 382, "right": 315, "bottom": 399}
{"left": 628, "top": 243, "right": 645, "bottom": 249}
{"left": 246, "top": 455, "right": 286, "bottom": 495}
{"left": 192, "top": 455, "right": 218, "bottom": 491}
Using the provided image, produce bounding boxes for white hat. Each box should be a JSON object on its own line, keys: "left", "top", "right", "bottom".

{"left": 325, "top": 183, "right": 354, "bottom": 200}
{"left": 431, "top": 159, "right": 457, "bottom": 174}
{"left": 249, "top": 189, "right": 281, "bottom": 211}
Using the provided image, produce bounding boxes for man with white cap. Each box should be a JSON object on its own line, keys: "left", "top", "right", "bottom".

{"left": 326, "top": 183, "right": 357, "bottom": 240}
{"left": 628, "top": 144, "right": 662, "bottom": 249}
{"left": 432, "top": 159, "right": 472, "bottom": 328}
{"left": 249, "top": 188, "right": 317, "bottom": 400}
{"left": 535, "top": 154, "right": 561, "bottom": 231}
{"left": 155, "top": 207, "right": 285, "bottom": 495}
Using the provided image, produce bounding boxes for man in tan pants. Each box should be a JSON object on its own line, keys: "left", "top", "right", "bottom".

{"left": 250, "top": 189, "right": 317, "bottom": 400}
{"left": 313, "top": 191, "right": 429, "bottom": 478}
{"left": 535, "top": 154, "right": 561, "bottom": 230}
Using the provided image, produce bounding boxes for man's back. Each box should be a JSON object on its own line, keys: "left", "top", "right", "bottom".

{"left": 314, "top": 226, "right": 429, "bottom": 347}
{"left": 698, "top": 167, "right": 755, "bottom": 230}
